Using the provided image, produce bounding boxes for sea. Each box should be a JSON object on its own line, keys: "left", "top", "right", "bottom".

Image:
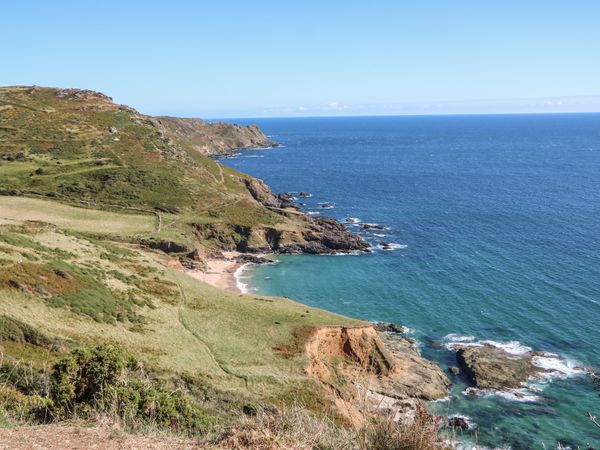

{"left": 216, "top": 114, "right": 600, "bottom": 449}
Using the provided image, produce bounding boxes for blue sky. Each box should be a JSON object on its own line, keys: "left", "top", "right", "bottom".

{"left": 3, "top": 0, "right": 600, "bottom": 117}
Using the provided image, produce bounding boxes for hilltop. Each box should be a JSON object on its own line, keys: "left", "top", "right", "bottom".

{"left": 0, "top": 86, "right": 450, "bottom": 447}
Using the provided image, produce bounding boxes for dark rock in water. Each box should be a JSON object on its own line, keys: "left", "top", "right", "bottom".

{"left": 373, "top": 322, "right": 407, "bottom": 334}
{"left": 447, "top": 416, "right": 469, "bottom": 431}
{"left": 456, "top": 345, "right": 542, "bottom": 390}
{"left": 278, "top": 192, "right": 296, "bottom": 208}
{"left": 361, "top": 223, "right": 385, "bottom": 230}
{"left": 320, "top": 202, "right": 334, "bottom": 209}
{"left": 236, "top": 254, "right": 276, "bottom": 265}
{"left": 278, "top": 192, "right": 295, "bottom": 202}
{"left": 299, "top": 192, "right": 312, "bottom": 198}
{"left": 449, "top": 366, "right": 461, "bottom": 375}
{"left": 379, "top": 242, "right": 394, "bottom": 249}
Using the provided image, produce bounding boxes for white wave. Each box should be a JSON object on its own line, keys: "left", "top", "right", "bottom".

{"left": 344, "top": 217, "right": 361, "bottom": 223}
{"left": 306, "top": 211, "right": 320, "bottom": 215}
{"left": 443, "top": 336, "right": 531, "bottom": 355}
{"left": 444, "top": 333, "right": 476, "bottom": 343}
{"left": 242, "top": 155, "right": 265, "bottom": 158}
{"left": 463, "top": 387, "right": 542, "bottom": 403}
{"left": 233, "top": 263, "right": 250, "bottom": 294}
{"left": 531, "top": 353, "right": 588, "bottom": 378}
{"left": 373, "top": 233, "right": 387, "bottom": 237}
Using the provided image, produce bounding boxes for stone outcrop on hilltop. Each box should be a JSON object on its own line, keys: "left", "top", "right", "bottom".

{"left": 157, "top": 116, "right": 277, "bottom": 157}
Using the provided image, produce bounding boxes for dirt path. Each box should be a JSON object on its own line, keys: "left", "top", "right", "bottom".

{"left": 0, "top": 424, "right": 203, "bottom": 449}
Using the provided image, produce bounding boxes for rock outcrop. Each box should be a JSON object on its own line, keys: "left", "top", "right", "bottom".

{"left": 306, "top": 326, "right": 450, "bottom": 399}
{"left": 157, "top": 117, "right": 276, "bottom": 157}
{"left": 456, "top": 345, "right": 541, "bottom": 390}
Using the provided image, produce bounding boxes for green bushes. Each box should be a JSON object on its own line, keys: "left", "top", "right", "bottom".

{"left": 51, "top": 345, "right": 136, "bottom": 411}
{"left": 101, "top": 380, "right": 217, "bottom": 433}
{"left": 1, "top": 344, "right": 218, "bottom": 435}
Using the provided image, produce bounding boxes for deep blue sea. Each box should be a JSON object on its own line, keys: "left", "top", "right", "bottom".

{"left": 217, "top": 114, "right": 600, "bottom": 449}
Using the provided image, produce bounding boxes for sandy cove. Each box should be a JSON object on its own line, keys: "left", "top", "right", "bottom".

{"left": 185, "top": 251, "right": 244, "bottom": 293}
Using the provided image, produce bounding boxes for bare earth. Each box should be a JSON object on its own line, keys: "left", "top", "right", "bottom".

{"left": 0, "top": 425, "right": 204, "bottom": 450}
{"left": 185, "top": 251, "right": 242, "bottom": 293}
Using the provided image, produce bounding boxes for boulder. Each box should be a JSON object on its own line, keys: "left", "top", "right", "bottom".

{"left": 447, "top": 416, "right": 469, "bottom": 431}
{"left": 456, "top": 345, "right": 541, "bottom": 390}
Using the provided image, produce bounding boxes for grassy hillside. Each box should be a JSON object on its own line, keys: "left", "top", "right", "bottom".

{"left": 0, "top": 86, "right": 447, "bottom": 447}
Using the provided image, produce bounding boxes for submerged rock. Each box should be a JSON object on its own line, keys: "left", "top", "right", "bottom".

{"left": 361, "top": 223, "right": 385, "bottom": 230}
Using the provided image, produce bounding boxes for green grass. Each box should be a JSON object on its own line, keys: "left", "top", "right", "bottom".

{"left": 0, "top": 197, "right": 155, "bottom": 235}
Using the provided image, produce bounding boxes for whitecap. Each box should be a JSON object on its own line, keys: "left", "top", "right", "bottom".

{"left": 463, "top": 387, "right": 542, "bottom": 403}
{"left": 344, "top": 217, "right": 361, "bottom": 223}
{"left": 233, "top": 263, "right": 251, "bottom": 294}
{"left": 306, "top": 211, "right": 320, "bottom": 215}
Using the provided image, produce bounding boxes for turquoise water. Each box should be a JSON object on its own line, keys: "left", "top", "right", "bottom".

{"left": 218, "top": 115, "right": 600, "bottom": 449}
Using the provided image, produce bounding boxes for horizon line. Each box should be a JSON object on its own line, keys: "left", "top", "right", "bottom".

{"left": 204, "top": 110, "right": 600, "bottom": 121}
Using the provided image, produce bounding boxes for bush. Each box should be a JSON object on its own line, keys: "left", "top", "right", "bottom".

{"left": 0, "top": 363, "right": 49, "bottom": 396}
{"left": 51, "top": 345, "right": 135, "bottom": 411}
{"left": 101, "top": 380, "right": 217, "bottom": 434}
{"left": 48, "top": 344, "right": 218, "bottom": 435}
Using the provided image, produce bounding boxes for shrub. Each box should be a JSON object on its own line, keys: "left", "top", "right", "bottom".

{"left": 51, "top": 345, "right": 135, "bottom": 411}
{"left": 101, "top": 380, "right": 217, "bottom": 434}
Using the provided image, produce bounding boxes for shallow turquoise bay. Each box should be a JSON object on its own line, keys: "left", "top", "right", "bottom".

{"left": 219, "top": 114, "right": 600, "bottom": 449}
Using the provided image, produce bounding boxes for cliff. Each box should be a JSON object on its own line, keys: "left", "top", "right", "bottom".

{"left": 157, "top": 116, "right": 276, "bottom": 157}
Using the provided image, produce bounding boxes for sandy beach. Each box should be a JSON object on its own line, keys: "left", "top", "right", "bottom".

{"left": 186, "top": 251, "right": 244, "bottom": 293}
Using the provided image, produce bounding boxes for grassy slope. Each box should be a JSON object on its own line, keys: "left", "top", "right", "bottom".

{"left": 0, "top": 86, "right": 364, "bottom": 421}
{"left": 0, "top": 218, "right": 362, "bottom": 406}
{"left": 0, "top": 86, "right": 282, "bottom": 249}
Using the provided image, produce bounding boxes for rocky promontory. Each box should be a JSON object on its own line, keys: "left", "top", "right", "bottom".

{"left": 157, "top": 116, "right": 277, "bottom": 157}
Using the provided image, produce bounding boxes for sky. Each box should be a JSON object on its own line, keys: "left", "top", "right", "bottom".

{"left": 2, "top": 0, "right": 600, "bottom": 118}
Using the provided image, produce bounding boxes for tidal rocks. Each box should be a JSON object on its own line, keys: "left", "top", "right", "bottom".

{"left": 447, "top": 416, "right": 470, "bottom": 431}
{"left": 235, "top": 254, "right": 276, "bottom": 265}
{"left": 456, "top": 345, "right": 541, "bottom": 390}
{"left": 278, "top": 192, "right": 296, "bottom": 208}
{"left": 373, "top": 322, "right": 408, "bottom": 334}
{"left": 361, "top": 223, "right": 385, "bottom": 230}
{"left": 298, "top": 192, "right": 312, "bottom": 198}
{"left": 320, "top": 202, "right": 334, "bottom": 209}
